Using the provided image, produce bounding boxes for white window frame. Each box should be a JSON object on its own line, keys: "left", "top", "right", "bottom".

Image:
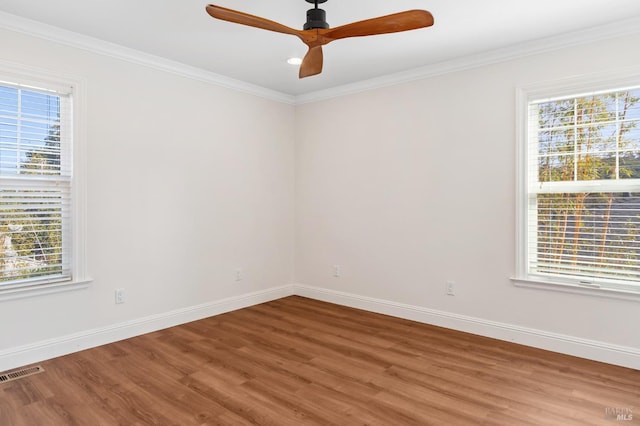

{"left": 513, "top": 67, "right": 640, "bottom": 301}
{"left": 0, "top": 61, "right": 90, "bottom": 301}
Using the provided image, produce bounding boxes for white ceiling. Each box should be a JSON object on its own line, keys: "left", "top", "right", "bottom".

{"left": 2, "top": 0, "right": 640, "bottom": 97}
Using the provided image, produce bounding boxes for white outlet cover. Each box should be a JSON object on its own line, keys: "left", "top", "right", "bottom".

{"left": 115, "top": 289, "right": 126, "bottom": 304}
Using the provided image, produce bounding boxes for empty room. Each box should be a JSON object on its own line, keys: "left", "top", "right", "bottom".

{"left": 1, "top": 0, "right": 639, "bottom": 424}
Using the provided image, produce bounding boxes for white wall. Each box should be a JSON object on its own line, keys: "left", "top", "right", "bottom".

{"left": 0, "top": 29, "right": 295, "bottom": 363}
{"left": 2, "top": 25, "right": 640, "bottom": 371}
{"left": 294, "top": 34, "right": 640, "bottom": 368}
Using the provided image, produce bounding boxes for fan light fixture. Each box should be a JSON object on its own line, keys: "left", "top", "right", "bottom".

{"left": 287, "top": 57, "right": 303, "bottom": 65}
{"left": 206, "top": 1, "right": 434, "bottom": 78}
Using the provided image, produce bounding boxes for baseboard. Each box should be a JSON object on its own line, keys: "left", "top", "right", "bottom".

{"left": 0, "top": 285, "right": 294, "bottom": 372}
{"left": 3, "top": 283, "right": 638, "bottom": 372}
{"left": 292, "top": 284, "right": 640, "bottom": 370}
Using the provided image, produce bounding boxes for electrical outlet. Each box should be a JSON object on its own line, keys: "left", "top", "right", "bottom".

{"left": 235, "top": 268, "right": 243, "bottom": 281}
{"left": 446, "top": 281, "right": 455, "bottom": 296}
{"left": 333, "top": 265, "right": 341, "bottom": 278}
{"left": 115, "top": 288, "right": 126, "bottom": 304}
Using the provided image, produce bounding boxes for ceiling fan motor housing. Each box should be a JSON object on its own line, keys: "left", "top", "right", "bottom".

{"left": 304, "top": 7, "right": 329, "bottom": 29}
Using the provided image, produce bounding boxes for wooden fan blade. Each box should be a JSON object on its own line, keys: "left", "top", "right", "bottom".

{"left": 323, "top": 10, "right": 433, "bottom": 41}
{"left": 299, "top": 46, "right": 323, "bottom": 78}
{"left": 206, "top": 4, "right": 303, "bottom": 38}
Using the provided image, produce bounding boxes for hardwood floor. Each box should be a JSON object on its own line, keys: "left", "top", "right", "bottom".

{"left": 1, "top": 296, "right": 638, "bottom": 425}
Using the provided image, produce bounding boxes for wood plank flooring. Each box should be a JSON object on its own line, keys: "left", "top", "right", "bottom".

{"left": 1, "top": 296, "right": 638, "bottom": 425}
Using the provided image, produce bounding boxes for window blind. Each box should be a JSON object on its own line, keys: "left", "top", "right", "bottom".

{"left": 0, "top": 83, "right": 72, "bottom": 286}
{"left": 527, "top": 87, "right": 640, "bottom": 290}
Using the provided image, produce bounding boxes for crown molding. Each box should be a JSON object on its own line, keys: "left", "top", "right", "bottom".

{"left": 0, "top": 11, "right": 296, "bottom": 105}
{"left": 2, "top": 10, "right": 640, "bottom": 106}
{"left": 295, "top": 15, "right": 640, "bottom": 105}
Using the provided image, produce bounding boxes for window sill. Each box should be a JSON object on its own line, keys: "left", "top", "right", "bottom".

{"left": 511, "top": 277, "right": 640, "bottom": 302}
{"left": 0, "top": 278, "right": 93, "bottom": 302}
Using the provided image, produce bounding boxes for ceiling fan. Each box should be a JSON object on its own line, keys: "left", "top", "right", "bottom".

{"left": 205, "top": 1, "right": 434, "bottom": 78}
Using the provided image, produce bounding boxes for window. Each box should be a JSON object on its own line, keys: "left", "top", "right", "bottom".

{"left": 516, "top": 75, "right": 640, "bottom": 296}
{"left": 0, "top": 66, "right": 88, "bottom": 299}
